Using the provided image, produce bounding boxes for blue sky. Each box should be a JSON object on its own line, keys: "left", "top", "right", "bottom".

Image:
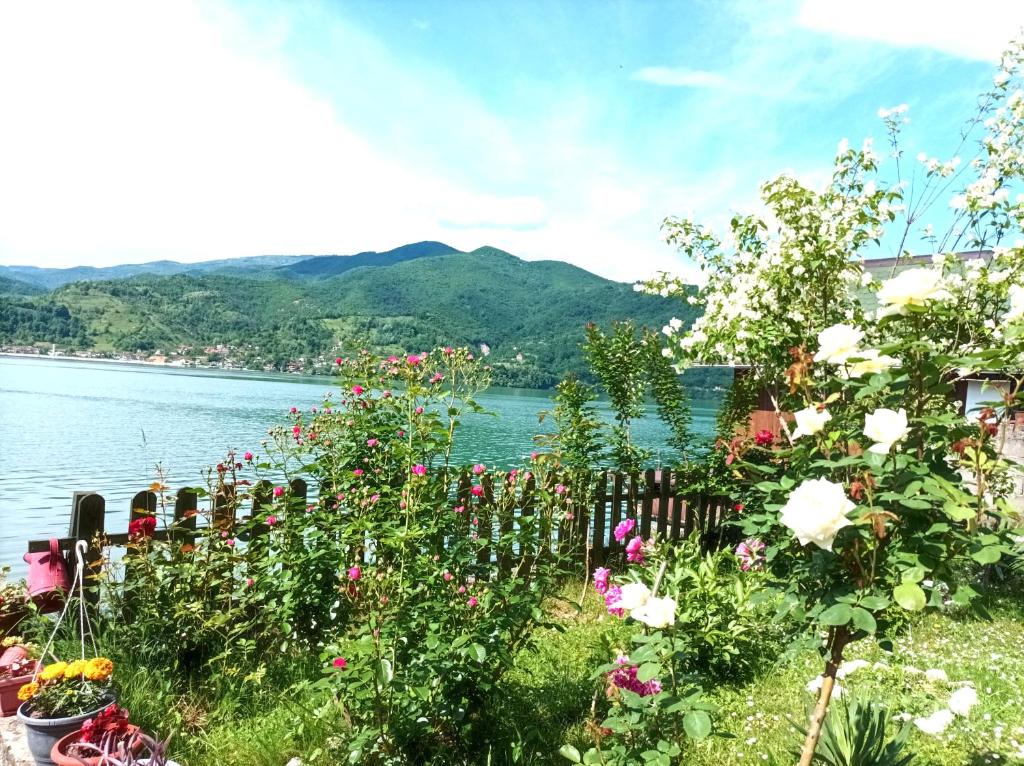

{"left": 0, "top": 0, "right": 1021, "bottom": 280}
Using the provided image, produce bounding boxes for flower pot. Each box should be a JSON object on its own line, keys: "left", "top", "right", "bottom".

{"left": 51, "top": 724, "right": 141, "bottom": 766}
{"left": 0, "top": 660, "right": 39, "bottom": 716}
{"left": 16, "top": 698, "right": 116, "bottom": 766}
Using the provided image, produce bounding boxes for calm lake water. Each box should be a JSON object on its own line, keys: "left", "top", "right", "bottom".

{"left": 0, "top": 355, "right": 717, "bottom": 574}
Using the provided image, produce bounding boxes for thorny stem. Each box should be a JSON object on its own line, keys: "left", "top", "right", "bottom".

{"left": 797, "top": 629, "right": 851, "bottom": 766}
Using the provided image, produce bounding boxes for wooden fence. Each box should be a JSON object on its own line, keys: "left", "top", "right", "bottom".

{"left": 26, "top": 470, "right": 735, "bottom": 600}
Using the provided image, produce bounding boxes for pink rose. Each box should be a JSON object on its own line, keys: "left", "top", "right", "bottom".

{"left": 273, "top": 486, "right": 284, "bottom": 497}
{"left": 613, "top": 518, "right": 635, "bottom": 543}
{"left": 443, "top": 571, "right": 453, "bottom": 581}
{"left": 366, "top": 438, "right": 379, "bottom": 447}
{"left": 332, "top": 657, "right": 348, "bottom": 669}
{"left": 467, "top": 597, "right": 478, "bottom": 607}
{"left": 352, "top": 384, "right": 364, "bottom": 395}
{"left": 625, "top": 536, "right": 644, "bottom": 564}
{"left": 266, "top": 515, "right": 277, "bottom": 526}
{"left": 472, "top": 463, "right": 486, "bottom": 475}
{"left": 243, "top": 451, "right": 253, "bottom": 462}
{"left": 353, "top": 468, "right": 364, "bottom": 477}
{"left": 348, "top": 566, "right": 361, "bottom": 580}
{"left": 471, "top": 485, "right": 484, "bottom": 497}
{"left": 592, "top": 567, "right": 611, "bottom": 595}
{"left": 412, "top": 464, "right": 427, "bottom": 476}
{"left": 407, "top": 354, "right": 422, "bottom": 366}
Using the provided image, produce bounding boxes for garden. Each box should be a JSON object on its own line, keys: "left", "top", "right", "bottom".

{"left": 1, "top": 36, "right": 1023, "bottom": 766}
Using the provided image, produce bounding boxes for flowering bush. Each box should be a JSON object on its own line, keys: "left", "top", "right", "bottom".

{"left": 641, "top": 36, "right": 1024, "bottom": 764}
{"left": 18, "top": 656, "right": 114, "bottom": 717}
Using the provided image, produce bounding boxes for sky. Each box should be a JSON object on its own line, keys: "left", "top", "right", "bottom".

{"left": 1, "top": 0, "right": 1023, "bottom": 282}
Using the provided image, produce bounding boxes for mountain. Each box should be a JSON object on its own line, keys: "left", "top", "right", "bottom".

{"left": 0, "top": 243, "right": 729, "bottom": 391}
{"left": 0, "top": 255, "right": 313, "bottom": 290}
{"left": 273, "top": 241, "right": 460, "bottom": 279}
{"left": 0, "top": 275, "right": 44, "bottom": 296}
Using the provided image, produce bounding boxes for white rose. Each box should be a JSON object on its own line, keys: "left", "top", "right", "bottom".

{"left": 948, "top": 686, "right": 978, "bottom": 716}
{"left": 914, "top": 708, "right": 954, "bottom": 735}
{"left": 612, "top": 582, "right": 651, "bottom": 612}
{"left": 814, "top": 324, "right": 865, "bottom": 364}
{"left": 864, "top": 408, "right": 909, "bottom": 454}
{"left": 792, "top": 406, "right": 832, "bottom": 440}
{"left": 631, "top": 596, "right": 676, "bottom": 629}
{"left": 842, "top": 349, "right": 900, "bottom": 379}
{"left": 779, "top": 477, "right": 855, "bottom": 551}
{"left": 877, "top": 268, "right": 950, "bottom": 315}
{"left": 1006, "top": 284, "right": 1024, "bottom": 323}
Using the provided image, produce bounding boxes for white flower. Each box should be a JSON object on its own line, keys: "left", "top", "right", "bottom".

{"left": 864, "top": 408, "right": 909, "bottom": 454}
{"left": 914, "top": 708, "right": 954, "bottom": 735}
{"left": 612, "top": 582, "right": 651, "bottom": 611}
{"left": 877, "top": 268, "right": 950, "bottom": 315}
{"left": 806, "top": 675, "right": 844, "bottom": 699}
{"left": 1006, "top": 284, "right": 1024, "bottom": 323}
{"left": 842, "top": 349, "right": 900, "bottom": 379}
{"left": 925, "top": 668, "right": 949, "bottom": 683}
{"left": 836, "top": 659, "right": 870, "bottom": 679}
{"left": 792, "top": 406, "right": 832, "bottom": 440}
{"left": 669, "top": 317, "right": 683, "bottom": 330}
{"left": 631, "top": 596, "right": 676, "bottom": 629}
{"left": 814, "top": 324, "right": 865, "bottom": 364}
{"left": 948, "top": 686, "right": 978, "bottom": 716}
{"left": 779, "top": 478, "right": 855, "bottom": 551}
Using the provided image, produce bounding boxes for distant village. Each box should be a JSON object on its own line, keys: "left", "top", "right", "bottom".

{"left": 0, "top": 342, "right": 339, "bottom": 375}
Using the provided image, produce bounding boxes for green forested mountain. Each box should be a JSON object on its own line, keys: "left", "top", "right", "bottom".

{"left": 0, "top": 275, "right": 44, "bottom": 296}
{"left": 0, "top": 244, "right": 729, "bottom": 390}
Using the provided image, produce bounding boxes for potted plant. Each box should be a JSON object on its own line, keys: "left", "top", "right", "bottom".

{"left": 70, "top": 730, "right": 179, "bottom": 766}
{"left": 50, "top": 704, "right": 141, "bottom": 766}
{"left": 0, "top": 566, "right": 31, "bottom": 635}
{"left": 0, "top": 637, "right": 40, "bottom": 716}
{"left": 16, "top": 656, "right": 116, "bottom": 766}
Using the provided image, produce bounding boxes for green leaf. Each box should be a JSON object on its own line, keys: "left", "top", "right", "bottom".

{"left": 375, "top": 658, "right": 393, "bottom": 686}
{"left": 819, "top": 603, "right": 854, "bottom": 626}
{"left": 683, "top": 710, "right": 712, "bottom": 740}
{"left": 558, "top": 745, "right": 582, "bottom": 763}
{"left": 636, "top": 663, "right": 660, "bottom": 683}
{"left": 971, "top": 546, "right": 1002, "bottom": 564}
{"left": 850, "top": 607, "right": 877, "bottom": 634}
{"left": 470, "top": 643, "right": 487, "bottom": 663}
{"left": 893, "top": 582, "right": 926, "bottom": 611}
{"left": 858, "top": 595, "right": 890, "bottom": 611}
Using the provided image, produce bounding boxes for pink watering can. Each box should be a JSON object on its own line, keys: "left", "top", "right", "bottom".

{"left": 23, "top": 539, "right": 70, "bottom": 614}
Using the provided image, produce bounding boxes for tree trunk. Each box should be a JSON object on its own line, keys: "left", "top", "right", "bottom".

{"left": 797, "top": 630, "right": 849, "bottom": 766}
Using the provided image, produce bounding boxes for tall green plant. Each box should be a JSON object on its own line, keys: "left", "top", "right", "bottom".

{"left": 642, "top": 328, "right": 692, "bottom": 460}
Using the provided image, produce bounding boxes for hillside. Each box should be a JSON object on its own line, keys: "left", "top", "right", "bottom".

{"left": 0, "top": 275, "right": 44, "bottom": 296}
{"left": 273, "top": 241, "right": 459, "bottom": 279}
{"left": 0, "top": 244, "right": 728, "bottom": 390}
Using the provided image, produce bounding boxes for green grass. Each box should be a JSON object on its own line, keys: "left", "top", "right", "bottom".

{"left": 62, "top": 582, "right": 1024, "bottom": 766}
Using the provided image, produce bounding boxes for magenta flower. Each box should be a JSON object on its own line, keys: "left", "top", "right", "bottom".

{"left": 266, "top": 515, "right": 277, "bottom": 526}
{"left": 412, "top": 464, "right": 427, "bottom": 476}
{"left": 369, "top": 493, "right": 380, "bottom": 503}
{"left": 443, "top": 346, "right": 454, "bottom": 356}
{"left": 734, "top": 538, "right": 766, "bottom": 572}
{"left": 604, "top": 585, "right": 625, "bottom": 617}
{"left": 430, "top": 373, "right": 443, "bottom": 383}
{"left": 407, "top": 354, "right": 422, "bottom": 366}
{"left": 472, "top": 463, "right": 486, "bottom": 475}
{"left": 273, "top": 486, "right": 284, "bottom": 498}
{"left": 593, "top": 567, "right": 611, "bottom": 595}
{"left": 352, "top": 385, "right": 364, "bottom": 395}
{"left": 530, "top": 451, "right": 538, "bottom": 460}
{"left": 245, "top": 577, "right": 254, "bottom": 587}
{"left": 458, "top": 585, "right": 466, "bottom": 594}
{"left": 471, "top": 485, "right": 484, "bottom": 497}
{"left": 415, "top": 406, "right": 424, "bottom": 414}
{"left": 243, "top": 451, "right": 253, "bottom": 462}
{"left": 613, "top": 518, "right": 635, "bottom": 543}
{"left": 366, "top": 438, "right": 379, "bottom": 448}
{"left": 608, "top": 655, "right": 661, "bottom": 697}
{"left": 290, "top": 406, "right": 297, "bottom": 414}
{"left": 225, "top": 538, "right": 236, "bottom": 548}
{"left": 453, "top": 505, "right": 465, "bottom": 514}
{"left": 335, "top": 357, "right": 343, "bottom": 365}
{"left": 348, "top": 566, "right": 361, "bottom": 581}
{"left": 467, "top": 596, "right": 478, "bottom": 607}
{"left": 443, "top": 571, "right": 453, "bottom": 582}
{"left": 625, "top": 536, "right": 645, "bottom": 564}
{"left": 382, "top": 390, "right": 392, "bottom": 398}
{"left": 353, "top": 468, "right": 364, "bottom": 477}
{"left": 554, "top": 484, "right": 566, "bottom": 495}
{"left": 332, "top": 657, "right": 348, "bottom": 669}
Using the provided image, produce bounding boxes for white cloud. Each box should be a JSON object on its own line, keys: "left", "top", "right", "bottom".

{"left": 632, "top": 66, "right": 729, "bottom": 88}
{"left": 797, "top": 0, "right": 1024, "bottom": 61}
{"left": 439, "top": 194, "right": 546, "bottom": 229}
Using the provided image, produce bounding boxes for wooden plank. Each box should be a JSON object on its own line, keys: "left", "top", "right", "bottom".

{"left": 682, "top": 494, "right": 696, "bottom": 539}
{"left": 212, "top": 483, "right": 236, "bottom": 530}
{"left": 498, "top": 475, "right": 514, "bottom": 576}
{"left": 664, "top": 469, "right": 680, "bottom": 540}
{"left": 640, "top": 470, "right": 655, "bottom": 539}
{"left": 609, "top": 472, "right": 624, "bottom": 552}
{"left": 477, "top": 474, "right": 494, "bottom": 566}
{"left": 521, "top": 472, "right": 538, "bottom": 573}
{"left": 247, "top": 480, "right": 273, "bottom": 541}
{"left": 654, "top": 469, "right": 669, "bottom": 539}
{"left": 591, "top": 471, "right": 608, "bottom": 567}
{"left": 73, "top": 493, "right": 105, "bottom": 603}
{"left": 173, "top": 487, "right": 198, "bottom": 548}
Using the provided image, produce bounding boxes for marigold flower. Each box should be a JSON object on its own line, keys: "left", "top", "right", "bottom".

{"left": 17, "top": 682, "right": 38, "bottom": 701}
{"left": 83, "top": 657, "right": 114, "bottom": 682}
{"left": 63, "top": 659, "right": 88, "bottom": 680}
{"left": 40, "top": 662, "right": 68, "bottom": 682}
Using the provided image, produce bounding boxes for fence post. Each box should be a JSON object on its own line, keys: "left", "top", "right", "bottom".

{"left": 212, "top": 483, "right": 236, "bottom": 530}
{"left": 69, "top": 493, "right": 105, "bottom": 604}
{"left": 591, "top": 471, "right": 608, "bottom": 568}
{"left": 173, "top": 488, "right": 198, "bottom": 549}
{"left": 477, "top": 475, "right": 494, "bottom": 566}
{"left": 609, "top": 473, "right": 624, "bottom": 555}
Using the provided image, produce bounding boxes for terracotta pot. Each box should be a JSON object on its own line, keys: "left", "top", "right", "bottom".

{"left": 0, "top": 645, "right": 29, "bottom": 667}
{"left": 16, "top": 697, "right": 116, "bottom": 766}
{"left": 0, "top": 660, "right": 39, "bottom": 717}
{"left": 51, "top": 724, "right": 142, "bottom": 766}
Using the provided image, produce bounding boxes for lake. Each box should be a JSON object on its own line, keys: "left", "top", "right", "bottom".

{"left": 0, "top": 355, "right": 717, "bottom": 574}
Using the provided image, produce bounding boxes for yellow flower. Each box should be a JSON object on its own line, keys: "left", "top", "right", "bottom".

{"left": 83, "top": 657, "right": 113, "bottom": 682}
{"left": 17, "top": 682, "right": 38, "bottom": 701}
{"left": 39, "top": 662, "right": 68, "bottom": 682}
{"left": 63, "top": 660, "right": 87, "bottom": 680}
